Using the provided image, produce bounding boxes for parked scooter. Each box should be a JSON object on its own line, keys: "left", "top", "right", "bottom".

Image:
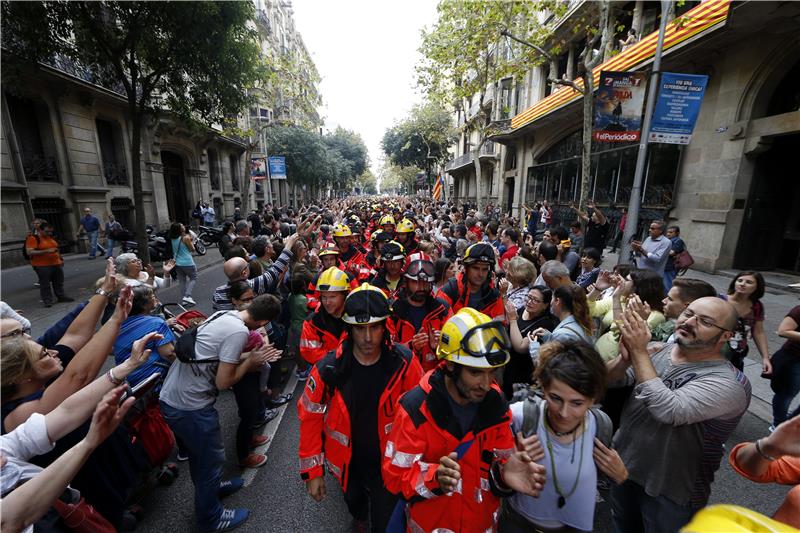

{"left": 197, "top": 225, "right": 223, "bottom": 247}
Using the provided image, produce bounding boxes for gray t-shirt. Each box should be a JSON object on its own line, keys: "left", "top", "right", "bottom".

{"left": 612, "top": 345, "right": 752, "bottom": 507}
{"left": 160, "top": 311, "right": 248, "bottom": 411}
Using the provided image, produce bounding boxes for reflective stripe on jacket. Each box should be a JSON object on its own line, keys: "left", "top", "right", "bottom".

{"left": 299, "top": 309, "right": 345, "bottom": 365}
{"left": 297, "top": 339, "right": 423, "bottom": 490}
{"left": 382, "top": 368, "right": 515, "bottom": 532}
{"left": 389, "top": 295, "right": 452, "bottom": 373}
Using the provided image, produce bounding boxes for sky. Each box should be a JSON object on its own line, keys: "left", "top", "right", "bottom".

{"left": 291, "top": 0, "right": 440, "bottom": 177}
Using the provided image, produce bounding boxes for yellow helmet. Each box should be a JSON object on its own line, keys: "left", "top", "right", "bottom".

{"left": 396, "top": 218, "right": 415, "bottom": 234}
{"left": 380, "top": 214, "right": 396, "bottom": 227}
{"left": 316, "top": 267, "right": 350, "bottom": 292}
{"left": 318, "top": 242, "right": 340, "bottom": 257}
{"left": 681, "top": 505, "right": 795, "bottom": 533}
{"left": 437, "top": 308, "right": 510, "bottom": 368}
{"left": 342, "top": 283, "right": 390, "bottom": 325}
{"left": 333, "top": 223, "right": 352, "bottom": 238}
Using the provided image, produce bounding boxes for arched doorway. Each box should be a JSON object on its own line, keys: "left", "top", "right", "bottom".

{"left": 161, "top": 151, "right": 188, "bottom": 224}
{"left": 734, "top": 60, "right": 800, "bottom": 273}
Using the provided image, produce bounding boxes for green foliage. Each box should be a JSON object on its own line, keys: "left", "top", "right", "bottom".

{"left": 378, "top": 160, "right": 421, "bottom": 194}
{"left": 355, "top": 169, "right": 378, "bottom": 195}
{"left": 259, "top": 44, "right": 323, "bottom": 130}
{"left": 381, "top": 101, "right": 457, "bottom": 170}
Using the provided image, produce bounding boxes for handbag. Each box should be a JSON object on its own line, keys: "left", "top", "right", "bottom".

{"left": 53, "top": 497, "right": 115, "bottom": 533}
{"left": 127, "top": 399, "right": 175, "bottom": 466}
{"left": 673, "top": 249, "right": 694, "bottom": 272}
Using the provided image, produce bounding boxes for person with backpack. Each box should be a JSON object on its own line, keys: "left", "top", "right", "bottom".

{"left": 499, "top": 340, "right": 628, "bottom": 532}
{"left": 158, "top": 294, "right": 282, "bottom": 533}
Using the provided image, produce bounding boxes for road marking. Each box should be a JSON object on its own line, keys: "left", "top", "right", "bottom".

{"left": 242, "top": 370, "right": 300, "bottom": 486}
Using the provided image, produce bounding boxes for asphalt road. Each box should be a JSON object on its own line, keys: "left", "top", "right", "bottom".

{"left": 1, "top": 254, "right": 793, "bottom": 532}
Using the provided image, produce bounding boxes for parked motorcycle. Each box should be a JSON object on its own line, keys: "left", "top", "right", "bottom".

{"left": 197, "top": 225, "right": 223, "bottom": 247}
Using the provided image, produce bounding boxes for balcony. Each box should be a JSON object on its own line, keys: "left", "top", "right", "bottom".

{"left": 22, "top": 153, "right": 60, "bottom": 182}
{"left": 444, "top": 142, "right": 498, "bottom": 172}
{"left": 45, "top": 54, "right": 127, "bottom": 97}
{"left": 256, "top": 10, "right": 272, "bottom": 34}
{"left": 103, "top": 161, "right": 129, "bottom": 186}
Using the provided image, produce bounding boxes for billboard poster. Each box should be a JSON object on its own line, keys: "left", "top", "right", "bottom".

{"left": 268, "top": 156, "right": 287, "bottom": 180}
{"left": 648, "top": 72, "right": 709, "bottom": 145}
{"left": 250, "top": 157, "right": 267, "bottom": 180}
{"left": 593, "top": 71, "right": 648, "bottom": 142}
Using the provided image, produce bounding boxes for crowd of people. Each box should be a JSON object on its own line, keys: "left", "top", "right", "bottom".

{"left": 1, "top": 196, "right": 798, "bottom": 533}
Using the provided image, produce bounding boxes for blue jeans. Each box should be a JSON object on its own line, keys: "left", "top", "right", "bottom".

{"left": 771, "top": 347, "right": 800, "bottom": 426}
{"left": 175, "top": 264, "right": 197, "bottom": 299}
{"left": 610, "top": 480, "right": 696, "bottom": 533}
{"left": 663, "top": 269, "right": 677, "bottom": 292}
{"left": 87, "top": 230, "right": 99, "bottom": 257}
{"left": 160, "top": 402, "right": 225, "bottom": 528}
{"left": 106, "top": 238, "right": 116, "bottom": 257}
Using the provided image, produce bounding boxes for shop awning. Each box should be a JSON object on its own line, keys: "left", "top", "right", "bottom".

{"left": 509, "top": 0, "right": 731, "bottom": 132}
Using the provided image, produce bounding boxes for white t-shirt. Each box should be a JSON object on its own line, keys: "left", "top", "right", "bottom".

{"left": 159, "top": 311, "right": 248, "bottom": 410}
{"left": 0, "top": 413, "right": 55, "bottom": 497}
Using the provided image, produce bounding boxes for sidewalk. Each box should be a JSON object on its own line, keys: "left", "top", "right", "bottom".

{"left": 0, "top": 249, "right": 224, "bottom": 338}
{"left": 601, "top": 250, "right": 800, "bottom": 424}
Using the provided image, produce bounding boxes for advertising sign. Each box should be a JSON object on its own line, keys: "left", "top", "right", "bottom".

{"left": 250, "top": 157, "right": 267, "bottom": 180}
{"left": 268, "top": 156, "right": 287, "bottom": 180}
{"left": 593, "top": 71, "right": 648, "bottom": 142}
{"left": 648, "top": 72, "right": 709, "bottom": 144}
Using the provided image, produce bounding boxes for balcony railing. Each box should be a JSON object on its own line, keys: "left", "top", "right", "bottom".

{"left": 22, "top": 153, "right": 60, "bottom": 182}
{"left": 103, "top": 161, "right": 128, "bottom": 186}
{"left": 444, "top": 142, "right": 498, "bottom": 172}
{"left": 46, "top": 54, "right": 127, "bottom": 96}
{"left": 256, "top": 10, "right": 272, "bottom": 34}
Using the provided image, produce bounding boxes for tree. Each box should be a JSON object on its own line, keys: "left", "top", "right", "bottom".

{"left": 378, "top": 159, "right": 420, "bottom": 195}
{"left": 355, "top": 169, "right": 378, "bottom": 195}
{"left": 381, "top": 102, "right": 457, "bottom": 188}
{"left": 2, "top": 1, "right": 261, "bottom": 263}
{"left": 418, "top": 0, "right": 561, "bottom": 209}
{"left": 323, "top": 127, "right": 369, "bottom": 183}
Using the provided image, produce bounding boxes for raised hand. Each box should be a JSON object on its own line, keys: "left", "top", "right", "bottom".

{"left": 112, "top": 285, "right": 133, "bottom": 322}
{"left": 100, "top": 257, "right": 117, "bottom": 293}
{"left": 500, "top": 450, "right": 546, "bottom": 497}
{"left": 129, "top": 332, "right": 162, "bottom": 367}
{"left": 618, "top": 306, "right": 651, "bottom": 356}
{"left": 162, "top": 259, "right": 176, "bottom": 273}
{"left": 504, "top": 300, "right": 518, "bottom": 321}
{"left": 85, "top": 386, "right": 135, "bottom": 449}
{"left": 763, "top": 414, "right": 800, "bottom": 458}
{"left": 498, "top": 277, "right": 510, "bottom": 296}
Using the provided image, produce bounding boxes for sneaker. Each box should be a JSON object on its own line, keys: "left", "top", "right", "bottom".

{"left": 296, "top": 367, "right": 312, "bottom": 381}
{"left": 43, "top": 301, "right": 53, "bottom": 308}
{"left": 239, "top": 453, "right": 267, "bottom": 468}
{"left": 219, "top": 478, "right": 244, "bottom": 498}
{"left": 176, "top": 451, "right": 189, "bottom": 462}
{"left": 204, "top": 508, "right": 249, "bottom": 533}
{"left": 56, "top": 296, "right": 75, "bottom": 303}
{"left": 250, "top": 434, "right": 270, "bottom": 448}
{"left": 265, "top": 393, "right": 293, "bottom": 408}
{"left": 252, "top": 408, "right": 279, "bottom": 429}
{"left": 182, "top": 296, "right": 196, "bottom": 306}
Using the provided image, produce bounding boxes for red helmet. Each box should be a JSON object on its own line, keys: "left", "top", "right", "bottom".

{"left": 404, "top": 252, "right": 435, "bottom": 282}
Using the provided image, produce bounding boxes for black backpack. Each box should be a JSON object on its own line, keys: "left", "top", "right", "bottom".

{"left": 21, "top": 234, "right": 39, "bottom": 261}
{"left": 174, "top": 311, "right": 228, "bottom": 363}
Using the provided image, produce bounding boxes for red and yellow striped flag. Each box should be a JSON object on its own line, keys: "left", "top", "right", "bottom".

{"left": 433, "top": 174, "right": 443, "bottom": 201}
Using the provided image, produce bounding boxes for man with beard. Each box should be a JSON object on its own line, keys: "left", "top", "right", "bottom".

{"left": 300, "top": 267, "right": 350, "bottom": 366}
{"left": 298, "top": 284, "right": 423, "bottom": 532}
{"left": 605, "top": 298, "right": 752, "bottom": 532}
{"left": 390, "top": 252, "right": 452, "bottom": 372}
{"left": 382, "top": 308, "right": 546, "bottom": 532}
{"left": 332, "top": 223, "right": 368, "bottom": 279}
{"left": 371, "top": 241, "right": 406, "bottom": 299}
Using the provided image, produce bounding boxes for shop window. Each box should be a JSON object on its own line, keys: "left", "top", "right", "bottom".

{"left": 229, "top": 154, "right": 240, "bottom": 191}
{"left": 5, "top": 93, "right": 59, "bottom": 182}
{"left": 96, "top": 118, "right": 127, "bottom": 185}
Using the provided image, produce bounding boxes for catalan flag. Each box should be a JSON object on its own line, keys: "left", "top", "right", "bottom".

{"left": 432, "top": 174, "right": 443, "bottom": 201}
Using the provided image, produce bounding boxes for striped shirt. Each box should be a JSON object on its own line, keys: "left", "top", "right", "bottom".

{"left": 212, "top": 248, "right": 293, "bottom": 311}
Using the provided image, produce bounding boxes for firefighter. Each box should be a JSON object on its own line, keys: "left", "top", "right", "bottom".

{"left": 298, "top": 284, "right": 423, "bottom": 532}
{"left": 366, "top": 229, "right": 393, "bottom": 269}
{"left": 390, "top": 252, "right": 452, "bottom": 372}
{"left": 333, "top": 223, "right": 367, "bottom": 279}
{"left": 299, "top": 267, "right": 349, "bottom": 365}
{"left": 382, "top": 308, "right": 546, "bottom": 532}
{"left": 394, "top": 218, "right": 419, "bottom": 255}
{"left": 439, "top": 243, "right": 505, "bottom": 321}
{"left": 380, "top": 214, "right": 396, "bottom": 234}
{"left": 371, "top": 240, "right": 406, "bottom": 299}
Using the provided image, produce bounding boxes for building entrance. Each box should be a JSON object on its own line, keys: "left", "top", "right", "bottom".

{"left": 161, "top": 152, "right": 189, "bottom": 224}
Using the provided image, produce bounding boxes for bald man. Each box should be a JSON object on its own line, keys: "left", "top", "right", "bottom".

{"left": 605, "top": 297, "right": 752, "bottom": 532}
{"left": 212, "top": 233, "right": 300, "bottom": 311}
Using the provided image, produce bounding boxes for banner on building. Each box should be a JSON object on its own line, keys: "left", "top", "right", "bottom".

{"left": 433, "top": 174, "right": 443, "bottom": 201}
{"left": 593, "top": 71, "right": 648, "bottom": 142}
{"left": 250, "top": 157, "right": 267, "bottom": 180}
{"left": 648, "top": 72, "right": 709, "bottom": 145}
{"left": 268, "top": 156, "right": 287, "bottom": 180}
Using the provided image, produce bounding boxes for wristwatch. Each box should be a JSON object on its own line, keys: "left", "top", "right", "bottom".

{"left": 95, "top": 288, "right": 110, "bottom": 297}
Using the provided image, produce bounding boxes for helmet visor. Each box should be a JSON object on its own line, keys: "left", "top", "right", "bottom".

{"left": 461, "top": 321, "right": 510, "bottom": 365}
{"left": 406, "top": 260, "right": 435, "bottom": 280}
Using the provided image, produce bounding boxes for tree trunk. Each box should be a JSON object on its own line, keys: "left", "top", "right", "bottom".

{"left": 130, "top": 111, "right": 151, "bottom": 264}
{"left": 578, "top": 71, "right": 594, "bottom": 214}
{"left": 472, "top": 146, "right": 483, "bottom": 210}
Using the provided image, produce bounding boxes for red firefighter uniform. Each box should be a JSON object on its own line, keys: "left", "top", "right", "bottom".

{"left": 382, "top": 367, "right": 515, "bottom": 533}
{"left": 438, "top": 271, "right": 505, "bottom": 321}
{"left": 297, "top": 341, "right": 423, "bottom": 490}
{"left": 390, "top": 296, "right": 452, "bottom": 372}
{"left": 299, "top": 308, "right": 346, "bottom": 364}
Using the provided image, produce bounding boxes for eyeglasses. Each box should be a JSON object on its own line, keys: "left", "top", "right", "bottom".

{"left": 39, "top": 346, "right": 54, "bottom": 360}
{"left": 679, "top": 309, "right": 729, "bottom": 331}
{"left": 526, "top": 295, "right": 544, "bottom": 304}
{"left": 1, "top": 328, "right": 25, "bottom": 339}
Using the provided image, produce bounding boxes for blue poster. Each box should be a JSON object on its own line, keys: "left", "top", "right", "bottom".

{"left": 268, "top": 156, "right": 287, "bottom": 180}
{"left": 648, "top": 72, "right": 709, "bottom": 145}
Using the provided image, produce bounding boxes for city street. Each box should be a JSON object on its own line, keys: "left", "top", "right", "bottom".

{"left": 2, "top": 250, "right": 796, "bottom": 531}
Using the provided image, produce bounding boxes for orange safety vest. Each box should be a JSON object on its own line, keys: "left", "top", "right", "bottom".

{"left": 297, "top": 340, "right": 423, "bottom": 490}
{"left": 389, "top": 295, "right": 452, "bottom": 373}
{"left": 382, "top": 368, "right": 515, "bottom": 533}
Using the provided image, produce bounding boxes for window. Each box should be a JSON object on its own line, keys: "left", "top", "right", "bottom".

{"left": 229, "top": 154, "right": 240, "bottom": 191}
{"left": 6, "top": 93, "right": 59, "bottom": 182}
{"left": 96, "top": 118, "right": 127, "bottom": 185}
{"left": 208, "top": 150, "right": 220, "bottom": 190}
{"left": 110, "top": 197, "right": 133, "bottom": 230}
